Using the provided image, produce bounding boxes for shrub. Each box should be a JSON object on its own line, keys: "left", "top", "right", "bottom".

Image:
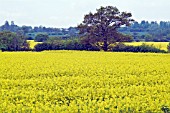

{"left": 34, "top": 40, "right": 100, "bottom": 51}
{"left": 168, "top": 42, "right": 170, "bottom": 53}
{"left": 35, "top": 34, "right": 49, "bottom": 42}
{"left": 161, "top": 106, "right": 170, "bottom": 113}
{"left": 34, "top": 43, "right": 51, "bottom": 51}
{"left": 112, "top": 43, "right": 166, "bottom": 53}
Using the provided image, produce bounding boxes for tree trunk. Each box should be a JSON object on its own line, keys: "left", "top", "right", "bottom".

{"left": 103, "top": 38, "right": 108, "bottom": 51}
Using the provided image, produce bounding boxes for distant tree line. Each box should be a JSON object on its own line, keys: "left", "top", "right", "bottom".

{"left": 119, "top": 21, "right": 170, "bottom": 42}
{"left": 1, "top": 20, "right": 170, "bottom": 42}
{"left": 0, "top": 21, "right": 79, "bottom": 40}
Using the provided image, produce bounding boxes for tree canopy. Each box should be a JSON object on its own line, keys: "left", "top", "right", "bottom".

{"left": 35, "top": 33, "right": 49, "bottom": 42}
{"left": 0, "top": 31, "right": 29, "bottom": 51}
{"left": 78, "top": 6, "right": 134, "bottom": 51}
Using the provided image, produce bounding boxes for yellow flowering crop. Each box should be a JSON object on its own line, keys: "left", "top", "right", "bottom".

{"left": 0, "top": 50, "right": 170, "bottom": 112}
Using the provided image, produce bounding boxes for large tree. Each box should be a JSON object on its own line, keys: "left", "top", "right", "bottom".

{"left": 78, "top": 6, "right": 134, "bottom": 51}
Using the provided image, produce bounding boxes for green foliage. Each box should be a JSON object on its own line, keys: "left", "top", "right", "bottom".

{"left": 120, "top": 21, "right": 170, "bottom": 42}
{"left": 167, "top": 42, "right": 170, "bottom": 52}
{"left": 161, "top": 106, "right": 170, "bottom": 113}
{"left": 34, "top": 36, "right": 166, "bottom": 53}
{"left": 1, "top": 20, "right": 170, "bottom": 42}
{"left": 112, "top": 43, "right": 167, "bottom": 53}
{"left": 34, "top": 38, "right": 100, "bottom": 51}
{"left": 78, "top": 6, "right": 134, "bottom": 51}
{"left": 0, "top": 31, "right": 30, "bottom": 51}
{"left": 35, "top": 33, "right": 49, "bottom": 42}
{"left": 46, "top": 36, "right": 62, "bottom": 43}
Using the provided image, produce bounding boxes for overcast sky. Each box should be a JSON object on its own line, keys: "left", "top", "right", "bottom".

{"left": 0, "top": 0, "right": 169, "bottom": 28}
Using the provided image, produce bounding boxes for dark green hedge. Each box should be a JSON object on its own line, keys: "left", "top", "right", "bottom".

{"left": 112, "top": 43, "right": 167, "bottom": 53}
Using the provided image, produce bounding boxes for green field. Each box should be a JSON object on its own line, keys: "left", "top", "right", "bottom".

{"left": 0, "top": 51, "right": 170, "bottom": 112}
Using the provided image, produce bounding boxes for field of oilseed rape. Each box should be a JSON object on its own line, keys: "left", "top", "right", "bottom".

{"left": 0, "top": 51, "right": 170, "bottom": 113}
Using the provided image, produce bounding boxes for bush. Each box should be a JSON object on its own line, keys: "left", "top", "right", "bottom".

{"left": 34, "top": 39, "right": 100, "bottom": 51}
{"left": 34, "top": 43, "right": 51, "bottom": 51}
{"left": 35, "top": 41, "right": 166, "bottom": 53}
{"left": 168, "top": 42, "right": 170, "bottom": 53}
{"left": 112, "top": 43, "right": 166, "bottom": 53}
{"left": 35, "top": 34, "right": 49, "bottom": 42}
{"left": 64, "top": 39, "right": 84, "bottom": 50}
{"left": 161, "top": 106, "right": 170, "bottom": 113}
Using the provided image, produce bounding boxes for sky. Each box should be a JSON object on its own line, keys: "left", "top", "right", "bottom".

{"left": 0, "top": 0, "right": 170, "bottom": 28}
